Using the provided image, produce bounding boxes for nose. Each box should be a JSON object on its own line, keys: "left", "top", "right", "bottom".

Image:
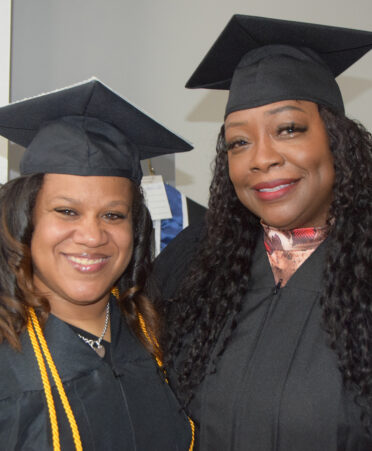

{"left": 249, "top": 135, "right": 284, "bottom": 172}
{"left": 73, "top": 216, "right": 108, "bottom": 247}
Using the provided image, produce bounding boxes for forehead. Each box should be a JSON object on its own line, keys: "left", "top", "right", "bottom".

{"left": 37, "top": 174, "right": 133, "bottom": 204}
{"left": 225, "top": 100, "right": 319, "bottom": 128}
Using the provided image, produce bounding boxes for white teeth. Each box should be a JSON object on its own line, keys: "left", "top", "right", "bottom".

{"left": 259, "top": 182, "right": 294, "bottom": 193}
{"left": 67, "top": 256, "right": 105, "bottom": 265}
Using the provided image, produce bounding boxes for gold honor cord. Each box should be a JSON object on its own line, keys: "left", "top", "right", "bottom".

{"left": 27, "top": 291, "right": 195, "bottom": 451}
{"left": 112, "top": 287, "right": 196, "bottom": 451}
{"left": 28, "top": 307, "right": 82, "bottom": 451}
{"left": 27, "top": 318, "right": 61, "bottom": 450}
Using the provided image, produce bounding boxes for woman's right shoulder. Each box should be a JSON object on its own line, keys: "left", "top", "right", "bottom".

{"left": 0, "top": 335, "right": 41, "bottom": 401}
{"left": 152, "top": 221, "right": 205, "bottom": 300}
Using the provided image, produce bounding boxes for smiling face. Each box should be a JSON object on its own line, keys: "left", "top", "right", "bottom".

{"left": 31, "top": 174, "right": 134, "bottom": 314}
{"left": 225, "top": 100, "right": 335, "bottom": 229}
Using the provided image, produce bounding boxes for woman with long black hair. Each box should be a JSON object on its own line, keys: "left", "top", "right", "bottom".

{"left": 154, "top": 16, "right": 372, "bottom": 450}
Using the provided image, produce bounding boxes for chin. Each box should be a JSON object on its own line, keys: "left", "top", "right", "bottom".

{"left": 260, "top": 217, "right": 302, "bottom": 230}
{"left": 64, "top": 286, "right": 111, "bottom": 305}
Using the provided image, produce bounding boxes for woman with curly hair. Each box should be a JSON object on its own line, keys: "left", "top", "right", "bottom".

{"left": 0, "top": 79, "right": 194, "bottom": 450}
{"left": 154, "top": 16, "right": 372, "bottom": 450}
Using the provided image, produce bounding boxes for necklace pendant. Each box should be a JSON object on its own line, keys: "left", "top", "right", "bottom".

{"left": 77, "top": 302, "right": 110, "bottom": 358}
{"left": 95, "top": 343, "right": 105, "bottom": 358}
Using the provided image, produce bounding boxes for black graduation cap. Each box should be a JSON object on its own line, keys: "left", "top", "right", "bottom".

{"left": 186, "top": 15, "right": 372, "bottom": 116}
{"left": 0, "top": 78, "right": 193, "bottom": 184}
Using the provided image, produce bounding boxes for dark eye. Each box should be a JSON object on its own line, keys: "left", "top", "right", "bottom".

{"left": 104, "top": 212, "right": 126, "bottom": 221}
{"left": 277, "top": 123, "right": 307, "bottom": 137}
{"left": 226, "top": 139, "right": 250, "bottom": 151}
{"left": 55, "top": 208, "right": 77, "bottom": 216}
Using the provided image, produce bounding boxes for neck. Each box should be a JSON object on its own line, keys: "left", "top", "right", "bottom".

{"left": 49, "top": 295, "right": 111, "bottom": 341}
{"left": 260, "top": 220, "right": 329, "bottom": 232}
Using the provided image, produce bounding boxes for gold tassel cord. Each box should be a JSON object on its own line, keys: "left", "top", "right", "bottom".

{"left": 137, "top": 312, "right": 163, "bottom": 368}
{"left": 188, "top": 418, "right": 196, "bottom": 451}
{"left": 28, "top": 308, "right": 82, "bottom": 451}
{"left": 27, "top": 319, "right": 61, "bottom": 451}
{"left": 28, "top": 290, "right": 195, "bottom": 451}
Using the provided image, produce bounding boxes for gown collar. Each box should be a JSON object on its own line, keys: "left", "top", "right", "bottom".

{"left": 11, "top": 295, "right": 152, "bottom": 392}
{"left": 249, "top": 229, "right": 329, "bottom": 292}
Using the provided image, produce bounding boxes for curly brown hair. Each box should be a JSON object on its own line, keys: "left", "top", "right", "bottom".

{"left": 164, "top": 105, "right": 372, "bottom": 430}
{"left": 0, "top": 174, "right": 159, "bottom": 355}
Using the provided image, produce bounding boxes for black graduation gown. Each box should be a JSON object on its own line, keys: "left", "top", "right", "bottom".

{"left": 153, "top": 224, "right": 372, "bottom": 451}
{"left": 0, "top": 298, "right": 192, "bottom": 450}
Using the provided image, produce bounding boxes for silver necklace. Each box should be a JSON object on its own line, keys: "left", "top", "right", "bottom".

{"left": 78, "top": 302, "right": 110, "bottom": 358}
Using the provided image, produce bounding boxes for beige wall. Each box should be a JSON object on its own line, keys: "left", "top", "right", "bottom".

{"left": 10, "top": 0, "right": 372, "bottom": 204}
{"left": 0, "top": 0, "right": 11, "bottom": 183}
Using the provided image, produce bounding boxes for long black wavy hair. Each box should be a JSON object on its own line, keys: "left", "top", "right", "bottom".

{"left": 164, "top": 105, "right": 372, "bottom": 429}
{"left": 0, "top": 174, "right": 158, "bottom": 355}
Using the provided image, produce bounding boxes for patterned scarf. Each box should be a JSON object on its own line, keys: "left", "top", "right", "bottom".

{"left": 262, "top": 223, "right": 329, "bottom": 287}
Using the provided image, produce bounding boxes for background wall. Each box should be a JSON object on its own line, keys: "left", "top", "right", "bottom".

{"left": 10, "top": 0, "right": 372, "bottom": 205}
{"left": 0, "top": 0, "right": 11, "bottom": 183}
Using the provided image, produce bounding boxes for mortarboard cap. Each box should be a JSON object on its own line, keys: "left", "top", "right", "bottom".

{"left": 186, "top": 15, "right": 372, "bottom": 117}
{"left": 0, "top": 78, "right": 193, "bottom": 184}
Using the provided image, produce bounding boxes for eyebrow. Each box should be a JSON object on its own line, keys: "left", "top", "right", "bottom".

{"left": 225, "top": 105, "right": 306, "bottom": 130}
{"left": 225, "top": 121, "right": 247, "bottom": 130}
{"left": 51, "top": 197, "right": 131, "bottom": 208}
{"left": 264, "top": 105, "right": 305, "bottom": 115}
{"left": 106, "top": 200, "right": 131, "bottom": 209}
{"left": 52, "top": 196, "right": 78, "bottom": 203}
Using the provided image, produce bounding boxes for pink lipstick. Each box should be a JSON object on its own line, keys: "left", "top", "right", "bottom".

{"left": 65, "top": 254, "right": 109, "bottom": 273}
{"left": 252, "top": 179, "right": 299, "bottom": 201}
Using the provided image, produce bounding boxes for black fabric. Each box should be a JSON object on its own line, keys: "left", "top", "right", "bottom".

{"left": 185, "top": 15, "right": 372, "bottom": 116}
{"left": 21, "top": 116, "right": 143, "bottom": 181}
{"left": 0, "top": 79, "right": 192, "bottom": 184}
{"left": 0, "top": 298, "right": 192, "bottom": 450}
{"left": 225, "top": 45, "right": 344, "bottom": 115}
{"left": 153, "top": 223, "right": 372, "bottom": 451}
{"left": 185, "top": 198, "right": 207, "bottom": 226}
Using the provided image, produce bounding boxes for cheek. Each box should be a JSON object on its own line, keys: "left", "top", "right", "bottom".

{"left": 228, "top": 158, "right": 255, "bottom": 205}
{"left": 31, "top": 220, "right": 71, "bottom": 252}
{"left": 31, "top": 220, "right": 51, "bottom": 254}
{"left": 115, "top": 225, "right": 134, "bottom": 262}
{"left": 30, "top": 222, "right": 56, "bottom": 279}
{"left": 308, "top": 147, "right": 335, "bottom": 185}
{"left": 319, "top": 159, "right": 335, "bottom": 198}
{"left": 228, "top": 155, "right": 246, "bottom": 187}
